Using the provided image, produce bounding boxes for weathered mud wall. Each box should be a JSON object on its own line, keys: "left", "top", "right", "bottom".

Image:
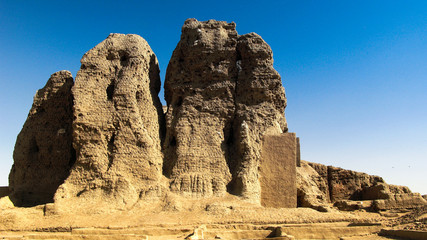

{"left": 54, "top": 34, "right": 165, "bottom": 209}
{"left": 297, "top": 160, "right": 427, "bottom": 210}
{"left": 163, "top": 19, "right": 289, "bottom": 203}
{"left": 9, "top": 71, "right": 74, "bottom": 206}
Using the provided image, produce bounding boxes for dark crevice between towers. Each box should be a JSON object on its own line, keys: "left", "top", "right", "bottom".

{"left": 149, "top": 54, "right": 166, "bottom": 148}
{"left": 161, "top": 90, "right": 184, "bottom": 178}
{"left": 327, "top": 167, "right": 334, "bottom": 202}
{"left": 225, "top": 43, "right": 242, "bottom": 196}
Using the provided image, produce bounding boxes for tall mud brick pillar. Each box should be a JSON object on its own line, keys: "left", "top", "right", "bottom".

{"left": 259, "top": 133, "right": 297, "bottom": 208}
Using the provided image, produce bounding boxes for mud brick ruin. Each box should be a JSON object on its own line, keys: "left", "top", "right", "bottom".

{"left": 6, "top": 19, "right": 425, "bottom": 213}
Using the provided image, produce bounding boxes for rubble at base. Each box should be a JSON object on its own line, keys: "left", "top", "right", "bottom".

{"left": 297, "top": 160, "right": 426, "bottom": 211}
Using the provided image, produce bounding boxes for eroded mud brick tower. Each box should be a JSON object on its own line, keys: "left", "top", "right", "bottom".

{"left": 163, "top": 19, "right": 299, "bottom": 207}
{"left": 9, "top": 19, "right": 300, "bottom": 209}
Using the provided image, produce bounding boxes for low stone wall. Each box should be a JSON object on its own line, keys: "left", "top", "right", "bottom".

{"left": 373, "top": 193, "right": 427, "bottom": 210}
{"left": 380, "top": 229, "right": 427, "bottom": 240}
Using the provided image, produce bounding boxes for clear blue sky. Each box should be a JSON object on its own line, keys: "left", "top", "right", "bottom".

{"left": 1, "top": 1, "right": 426, "bottom": 194}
